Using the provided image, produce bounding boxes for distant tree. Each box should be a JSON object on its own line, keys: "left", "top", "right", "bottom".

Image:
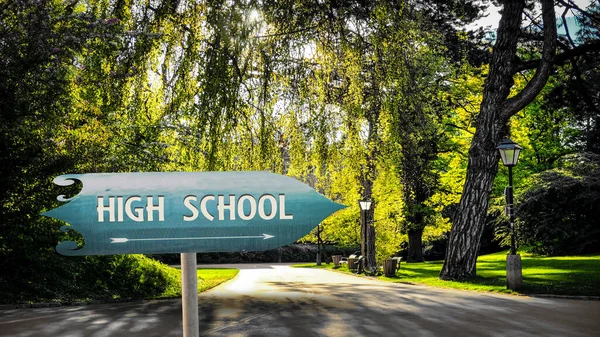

{"left": 387, "top": 28, "right": 449, "bottom": 263}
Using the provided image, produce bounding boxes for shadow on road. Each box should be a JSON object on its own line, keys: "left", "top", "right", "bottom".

{"left": 196, "top": 277, "right": 598, "bottom": 337}
{"left": 2, "top": 266, "right": 599, "bottom": 337}
{"left": 0, "top": 300, "right": 184, "bottom": 337}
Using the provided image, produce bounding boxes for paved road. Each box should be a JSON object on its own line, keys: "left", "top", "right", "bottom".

{"left": 1, "top": 263, "right": 599, "bottom": 337}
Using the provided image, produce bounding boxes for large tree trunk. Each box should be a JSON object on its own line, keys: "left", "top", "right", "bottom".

{"left": 440, "top": 0, "right": 556, "bottom": 280}
{"left": 407, "top": 228, "right": 424, "bottom": 262}
{"left": 439, "top": 129, "right": 502, "bottom": 278}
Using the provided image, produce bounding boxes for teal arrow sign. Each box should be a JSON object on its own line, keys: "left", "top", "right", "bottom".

{"left": 42, "top": 171, "right": 346, "bottom": 256}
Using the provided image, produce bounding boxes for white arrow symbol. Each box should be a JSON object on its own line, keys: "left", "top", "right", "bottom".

{"left": 110, "top": 233, "right": 275, "bottom": 243}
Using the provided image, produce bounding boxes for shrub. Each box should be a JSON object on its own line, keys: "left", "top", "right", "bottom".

{"left": 150, "top": 244, "right": 360, "bottom": 265}
{"left": 95, "top": 255, "right": 181, "bottom": 299}
{"left": 517, "top": 153, "right": 600, "bottom": 255}
{"left": 1, "top": 253, "right": 181, "bottom": 304}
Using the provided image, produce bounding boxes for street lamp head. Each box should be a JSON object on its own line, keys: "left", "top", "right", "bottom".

{"left": 496, "top": 138, "right": 522, "bottom": 167}
{"left": 359, "top": 200, "right": 372, "bottom": 211}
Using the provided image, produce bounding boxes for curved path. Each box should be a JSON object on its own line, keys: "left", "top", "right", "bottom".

{"left": 1, "top": 263, "right": 598, "bottom": 337}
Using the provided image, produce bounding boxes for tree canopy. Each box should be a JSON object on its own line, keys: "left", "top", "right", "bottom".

{"left": 2, "top": 0, "right": 600, "bottom": 301}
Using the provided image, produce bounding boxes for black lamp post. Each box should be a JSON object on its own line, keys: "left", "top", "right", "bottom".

{"left": 496, "top": 138, "right": 522, "bottom": 255}
{"left": 496, "top": 138, "right": 523, "bottom": 290}
{"left": 359, "top": 199, "right": 372, "bottom": 263}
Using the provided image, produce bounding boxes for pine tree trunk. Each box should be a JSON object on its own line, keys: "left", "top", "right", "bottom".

{"left": 440, "top": 0, "right": 556, "bottom": 280}
{"left": 407, "top": 228, "right": 424, "bottom": 262}
{"left": 439, "top": 0, "right": 523, "bottom": 279}
{"left": 439, "top": 132, "right": 501, "bottom": 279}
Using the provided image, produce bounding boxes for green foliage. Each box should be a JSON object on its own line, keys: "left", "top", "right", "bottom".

{"left": 429, "top": 64, "right": 485, "bottom": 229}
{"left": 0, "top": 1, "right": 482, "bottom": 283}
{"left": 372, "top": 164, "right": 404, "bottom": 262}
{"left": 385, "top": 20, "right": 450, "bottom": 261}
{"left": 3, "top": 0, "right": 597, "bottom": 302}
{"left": 487, "top": 57, "right": 599, "bottom": 253}
{"left": 0, "top": 254, "right": 180, "bottom": 304}
{"left": 94, "top": 255, "right": 181, "bottom": 299}
{"left": 0, "top": 0, "right": 195, "bottom": 304}
{"left": 517, "top": 153, "right": 600, "bottom": 256}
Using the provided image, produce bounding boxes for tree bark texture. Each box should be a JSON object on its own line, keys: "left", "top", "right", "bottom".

{"left": 360, "top": 209, "right": 366, "bottom": 259}
{"left": 407, "top": 228, "right": 424, "bottom": 262}
{"left": 366, "top": 223, "right": 376, "bottom": 272}
{"left": 440, "top": 0, "right": 556, "bottom": 280}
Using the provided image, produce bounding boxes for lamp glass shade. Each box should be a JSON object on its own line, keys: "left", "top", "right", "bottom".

{"left": 359, "top": 200, "right": 372, "bottom": 211}
{"left": 496, "top": 139, "right": 522, "bottom": 167}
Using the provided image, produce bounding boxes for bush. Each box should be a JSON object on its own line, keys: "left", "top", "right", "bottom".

{"left": 422, "top": 235, "right": 447, "bottom": 260}
{"left": 517, "top": 153, "right": 600, "bottom": 255}
{"left": 0, "top": 253, "right": 181, "bottom": 304}
{"left": 150, "top": 244, "right": 360, "bottom": 265}
{"left": 92, "top": 255, "right": 181, "bottom": 300}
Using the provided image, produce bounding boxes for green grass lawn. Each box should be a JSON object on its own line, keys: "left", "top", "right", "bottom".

{"left": 196, "top": 268, "right": 239, "bottom": 292}
{"left": 296, "top": 251, "right": 600, "bottom": 296}
{"left": 161, "top": 268, "right": 239, "bottom": 298}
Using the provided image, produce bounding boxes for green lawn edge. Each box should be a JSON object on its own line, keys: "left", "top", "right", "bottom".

{"left": 196, "top": 268, "right": 239, "bottom": 293}
{"left": 160, "top": 268, "right": 239, "bottom": 299}
{"left": 294, "top": 251, "right": 600, "bottom": 297}
{"left": 2, "top": 268, "right": 240, "bottom": 307}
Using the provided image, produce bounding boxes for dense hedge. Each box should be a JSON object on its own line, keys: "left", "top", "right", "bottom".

{"left": 1, "top": 254, "right": 180, "bottom": 304}
{"left": 518, "top": 153, "right": 600, "bottom": 256}
{"left": 2, "top": 241, "right": 356, "bottom": 304}
{"left": 150, "top": 244, "right": 360, "bottom": 265}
